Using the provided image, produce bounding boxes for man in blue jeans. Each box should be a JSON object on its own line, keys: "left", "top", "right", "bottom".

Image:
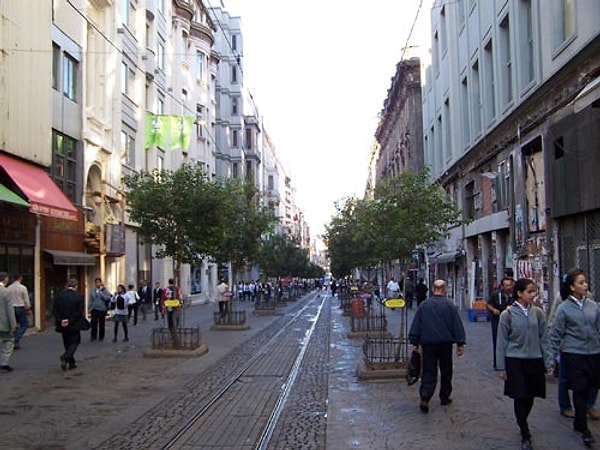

{"left": 7, "top": 274, "right": 30, "bottom": 350}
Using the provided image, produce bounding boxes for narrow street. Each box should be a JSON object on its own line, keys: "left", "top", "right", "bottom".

{"left": 0, "top": 292, "right": 594, "bottom": 449}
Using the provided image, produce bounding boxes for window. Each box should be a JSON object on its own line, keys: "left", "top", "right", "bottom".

{"left": 519, "top": 0, "right": 534, "bottom": 88}
{"left": 231, "top": 34, "right": 237, "bottom": 51}
{"left": 465, "top": 181, "right": 475, "bottom": 220}
{"left": 231, "top": 65, "right": 237, "bottom": 84}
{"left": 499, "top": 15, "right": 513, "bottom": 106}
{"left": 157, "top": 40, "right": 165, "bottom": 71}
{"left": 52, "top": 43, "right": 60, "bottom": 90}
{"left": 245, "top": 128, "right": 252, "bottom": 150}
{"left": 231, "top": 97, "right": 238, "bottom": 116}
{"left": 232, "top": 129, "right": 239, "bottom": 147}
{"left": 157, "top": 97, "right": 164, "bottom": 115}
{"left": 121, "top": 128, "right": 135, "bottom": 167}
{"left": 121, "top": 0, "right": 129, "bottom": 26}
{"left": 121, "top": 0, "right": 135, "bottom": 31}
{"left": 555, "top": 0, "right": 575, "bottom": 48}
{"left": 246, "top": 160, "right": 252, "bottom": 181}
{"left": 444, "top": 99, "right": 451, "bottom": 161}
{"left": 62, "top": 53, "right": 77, "bottom": 101}
{"left": 51, "top": 130, "right": 78, "bottom": 203}
{"left": 121, "top": 62, "right": 129, "bottom": 95}
{"left": 471, "top": 60, "right": 481, "bottom": 135}
{"left": 268, "top": 175, "right": 274, "bottom": 190}
{"left": 157, "top": 0, "right": 164, "bottom": 15}
{"left": 496, "top": 158, "right": 512, "bottom": 210}
{"left": 433, "top": 31, "right": 440, "bottom": 75}
{"left": 440, "top": 6, "right": 447, "bottom": 55}
{"left": 196, "top": 50, "right": 204, "bottom": 81}
{"left": 461, "top": 76, "right": 470, "bottom": 146}
{"left": 483, "top": 40, "right": 496, "bottom": 125}
{"left": 457, "top": 0, "right": 466, "bottom": 28}
{"left": 232, "top": 162, "right": 238, "bottom": 178}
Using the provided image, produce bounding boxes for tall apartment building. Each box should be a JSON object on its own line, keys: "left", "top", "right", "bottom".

{"left": 422, "top": 0, "right": 600, "bottom": 307}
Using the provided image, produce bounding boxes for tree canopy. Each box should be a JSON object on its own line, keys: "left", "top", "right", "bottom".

{"left": 124, "top": 163, "right": 275, "bottom": 275}
{"left": 324, "top": 168, "right": 463, "bottom": 278}
{"left": 256, "top": 233, "right": 321, "bottom": 279}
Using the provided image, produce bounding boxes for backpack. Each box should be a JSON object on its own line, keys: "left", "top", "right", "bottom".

{"left": 116, "top": 294, "right": 125, "bottom": 310}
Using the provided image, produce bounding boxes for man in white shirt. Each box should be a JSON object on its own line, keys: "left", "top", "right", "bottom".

{"left": 7, "top": 274, "right": 30, "bottom": 349}
{"left": 387, "top": 277, "right": 401, "bottom": 298}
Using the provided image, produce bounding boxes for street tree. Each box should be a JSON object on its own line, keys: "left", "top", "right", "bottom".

{"left": 257, "top": 233, "right": 312, "bottom": 279}
{"left": 325, "top": 168, "right": 463, "bottom": 277}
{"left": 211, "top": 178, "right": 277, "bottom": 280}
{"left": 124, "top": 163, "right": 228, "bottom": 282}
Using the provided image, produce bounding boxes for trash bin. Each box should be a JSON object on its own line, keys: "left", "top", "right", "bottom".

{"left": 351, "top": 298, "right": 366, "bottom": 317}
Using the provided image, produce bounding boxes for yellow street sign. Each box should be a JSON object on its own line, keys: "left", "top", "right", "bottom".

{"left": 384, "top": 298, "right": 406, "bottom": 308}
{"left": 350, "top": 286, "right": 359, "bottom": 291}
{"left": 164, "top": 299, "right": 181, "bottom": 308}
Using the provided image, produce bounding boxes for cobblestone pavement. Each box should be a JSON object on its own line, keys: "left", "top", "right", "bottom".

{"left": 0, "top": 293, "right": 597, "bottom": 450}
{"left": 326, "top": 298, "right": 595, "bottom": 450}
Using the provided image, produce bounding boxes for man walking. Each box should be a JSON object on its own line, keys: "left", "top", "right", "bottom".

{"left": 409, "top": 279, "right": 466, "bottom": 413}
{"left": 89, "top": 277, "right": 111, "bottom": 342}
{"left": 138, "top": 280, "right": 152, "bottom": 321}
{"left": 53, "top": 279, "right": 85, "bottom": 371}
{"left": 153, "top": 281, "right": 163, "bottom": 321}
{"left": 0, "top": 272, "right": 16, "bottom": 372}
{"left": 487, "top": 277, "right": 514, "bottom": 369}
{"left": 7, "top": 274, "right": 30, "bottom": 349}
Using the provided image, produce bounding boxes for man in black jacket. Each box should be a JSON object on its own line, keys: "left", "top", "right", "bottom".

{"left": 138, "top": 280, "right": 152, "bottom": 321}
{"left": 53, "top": 279, "right": 85, "bottom": 371}
{"left": 409, "top": 279, "right": 466, "bottom": 413}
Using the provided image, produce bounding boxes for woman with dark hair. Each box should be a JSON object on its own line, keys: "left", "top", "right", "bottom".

{"left": 496, "top": 278, "right": 552, "bottom": 450}
{"left": 549, "top": 268, "right": 600, "bottom": 446}
{"left": 110, "top": 284, "right": 129, "bottom": 342}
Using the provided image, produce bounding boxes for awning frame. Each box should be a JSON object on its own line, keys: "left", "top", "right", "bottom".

{"left": 45, "top": 250, "right": 96, "bottom": 266}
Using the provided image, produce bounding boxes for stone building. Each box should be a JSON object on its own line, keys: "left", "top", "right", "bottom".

{"left": 421, "top": 0, "right": 600, "bottom": 308}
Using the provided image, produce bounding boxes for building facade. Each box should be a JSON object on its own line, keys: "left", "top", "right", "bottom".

{"left": 422, "top": 0, "right": 600, "bottom": 308}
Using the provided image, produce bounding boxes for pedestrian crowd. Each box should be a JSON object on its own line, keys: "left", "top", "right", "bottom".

{"left": 407, "top": 267, "right": 600, "bottom": 450}
{"left": 0, "top": 274, "right": 182, "bottom": 375}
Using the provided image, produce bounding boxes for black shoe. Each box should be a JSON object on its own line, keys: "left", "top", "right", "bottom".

{"left": 521, "top": 438, "right": 532, "bottom": 450}
{"left": 123, "top": 338, "right": 129, "bottom": 342}
{"left": 90, "top": 338, "right": 97, "bottom": 342}
{"left": 68, "top": 364, "right": 77, "bottom": 370}
{"left": 441, "top": 398, "right": 453, "bottom": 406}
{"left": 112, "top": 338, "right": 117, "bottom": 343}
{"left": 0, "top": 365, "right": 13, "bottom": 372}
{"left": 59, "top": 356, "right": 67, "bottom": 371}
{"left": 419, "top": 400, "right": 429, "bottom": 414}
{"left": 14, "top": 342, "right": 20, "bottom": 350}
{"left": 582, "top": 430, "right": 595, "bottom": 446}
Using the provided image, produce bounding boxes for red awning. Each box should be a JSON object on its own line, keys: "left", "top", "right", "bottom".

{"left": 0, "top": 153, "right": 78, "bottom": 221}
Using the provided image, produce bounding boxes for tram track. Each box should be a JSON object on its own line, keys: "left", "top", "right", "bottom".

{"left": 94, "top": 291, "right": 331, "bottom": 450}
{"left": 161, "top": 294, "right": 327, "bottom": 449}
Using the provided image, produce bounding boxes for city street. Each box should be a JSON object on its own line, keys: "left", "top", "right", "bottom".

{"left": 0, "top": 291, "right": 595, "bottom": 449}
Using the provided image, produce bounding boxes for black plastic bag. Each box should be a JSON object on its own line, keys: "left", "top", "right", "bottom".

{"left": 406, "top": 349, "right": 421, "bottom": 385}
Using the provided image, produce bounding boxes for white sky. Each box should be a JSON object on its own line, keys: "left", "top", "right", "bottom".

{"left": 218, "top": 0, "right": 433, "bottom": 242}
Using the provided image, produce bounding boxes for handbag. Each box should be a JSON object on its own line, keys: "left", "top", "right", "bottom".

{"left": 80, "top": 316, "right": 91, "bottom": 331}
{"left": 406, "top": 349, "right": 422, "bottom": 385}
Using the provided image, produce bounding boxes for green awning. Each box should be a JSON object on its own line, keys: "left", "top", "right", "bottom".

{"left": 0, "top": 183, "right": 29, "bottom": 207}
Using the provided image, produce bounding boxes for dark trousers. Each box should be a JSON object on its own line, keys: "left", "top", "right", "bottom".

{"left": 218, "top": 301, "right": 228, "bottom": 319}
{"left": 420, "top": 343, "right": 453, "bottom": 402}
{"left": 61, "top": 329, "right": 80, "bottom": 366}
{"left": 90, "top": 309, "right": 106, "bottom": 341}
{"left": 167, "top": 309, "right": 180, "bottom": 331}
{"left": 13, "top": 306, "right": 28, "bottom": 343}
{"left": 128, "top": 303, "right": 139, "bottom": 325}
{"left": 154, "top": 302, "right": 163, "bottom": 320}
{"left": 514, "top": 397, "right": 534, "bottom": 439}
{"left": 491, "top": 316, "right": 500, "bottom": 368}
{"left": 140, "top": 302, "right": 149, "bottom": 320}
{"left": 113, "top": 321, "right": 128, "bottom": 340}
{"left": 574, "top": 389, "right": 590, "bottom": 432}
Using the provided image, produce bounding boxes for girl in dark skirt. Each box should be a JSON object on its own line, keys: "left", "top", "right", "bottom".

{"left": 549, "top": 268, "right": 600, "bottom": 446}
{"left": 496, "top": 278, "right": 553, "bottom": 450}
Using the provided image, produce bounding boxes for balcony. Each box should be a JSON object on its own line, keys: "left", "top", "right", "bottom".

{"left": 143, "top": 48, "right": 156, "bottom": 81}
